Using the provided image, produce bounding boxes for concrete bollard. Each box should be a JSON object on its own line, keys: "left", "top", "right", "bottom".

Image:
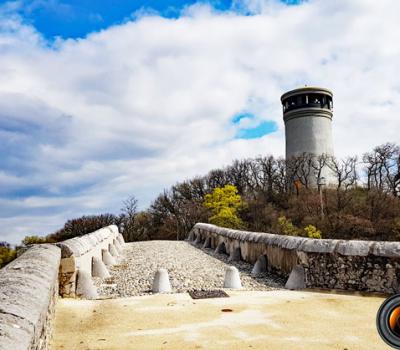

{"left": 76, "top": 270, "right": 99, "bottom": 299}
{"left": 117, "top": 233, "right": 125, "bottom": 245}
{"left": 187, "top": 231, "right": 195, "bottom": 241}
{"left": 251, "top": 255, "right": 267, "bottom": 276}
{"left": 202, "top": 236, "right": 211, "bottom": 249}
{"left": 228, "top": 247, "right": 241, "bottom": 262}
{"left": 102, "top": 248, "right": 116, "bottom": 266}
{"left": 152, "top": 268, "right": 172, "bottom": 293}
{"left": 223, "top": 266, "right": 242, "bottom": 289}
{"left": 92, "top": 256, "right": 110, "bottom": 278}
{"left": 285, "top": 265, "right": 306, "bottom": 290}
{"left": 194, "top": 234, "right": 202, "bottom": 245}
{"left": 215, "top": 242, "right": 227, "bottom": 254}
{"left": 109, "top": 244, "right": 119, "bottom": 257}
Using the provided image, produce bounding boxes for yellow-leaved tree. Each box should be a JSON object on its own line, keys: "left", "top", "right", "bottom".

{"left": 203, "top": 185, "right": 245, "bottom": 229}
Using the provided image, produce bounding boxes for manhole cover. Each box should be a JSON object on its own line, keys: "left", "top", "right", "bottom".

{"left": 188, "top": 290, "right": 229, "bottom": 299}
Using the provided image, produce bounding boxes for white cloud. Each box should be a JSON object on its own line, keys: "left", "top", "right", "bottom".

{"left": 0, "top": 0, "right": 399, "bottom": 243}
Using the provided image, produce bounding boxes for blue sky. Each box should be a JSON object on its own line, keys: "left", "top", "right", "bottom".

{"left": 0, "top": 0, "right": 399, "bottom": 244}
{"left": 14, "top": 0, "right": 230, "bottom": 38}
{"left": 8, "top": 0, "right": 300, "bottom": 39}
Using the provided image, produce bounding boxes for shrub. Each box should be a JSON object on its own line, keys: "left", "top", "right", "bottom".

{"left": 0, "top": 242, "right": 16, "bottom": 269}
{"left": 303, "top": 224, "right": 322, "bottom": 239}
{"left": 276, "top": 216, "right": 300, "bottom": 236}
{"left": 390, "top": 218, "right": 400, "bottom": 240}
{"left": 333, "top": 214, "right": 376, "bottom": 240}
{"left": 22, "top": 235, "right": 55, "bottom": 245}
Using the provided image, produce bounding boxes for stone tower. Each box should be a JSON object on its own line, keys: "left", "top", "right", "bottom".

{"left": 281, "top": 86, "right": 334, "bottom": 184}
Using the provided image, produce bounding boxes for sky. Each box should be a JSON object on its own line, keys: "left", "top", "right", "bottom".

{"left": 0, "top": 0, "right": 399, "bottom": 244}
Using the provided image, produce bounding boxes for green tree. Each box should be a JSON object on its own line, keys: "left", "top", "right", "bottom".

{"left": 204, "top": 185, "right": 245, "bottom": 229}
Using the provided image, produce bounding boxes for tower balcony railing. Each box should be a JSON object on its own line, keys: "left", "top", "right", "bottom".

{"left": 283, "top": 101, "right": 332, "bottom": 113}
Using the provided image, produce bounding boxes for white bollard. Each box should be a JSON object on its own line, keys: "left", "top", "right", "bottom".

{"left": 102, "top": 249, "right": 116, "bottom": 266}
{"left": 109, "top": 244, "right": 119, "bottom": 257}
{"left": 152, "top": 268, "right": 172, "bottom": 293}
{"left": 223, "top": 266, "right": 242, "bottom": 289}
{"left": 251, "top": 255, "right": 267, "bottom": 276}
{"left": 76, "top": 270, "right": 99, "bottom": 299}
{"left": 92, "top": 256, "right": 110, "bottom": 278}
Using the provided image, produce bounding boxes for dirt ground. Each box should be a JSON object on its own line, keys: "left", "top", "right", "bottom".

{"left": 51, "top": 290, "right": 390, "bottom": 350}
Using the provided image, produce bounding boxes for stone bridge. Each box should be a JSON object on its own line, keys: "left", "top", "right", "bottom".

{"left": 0, "top": 224, "right": 397, "bottom": 349}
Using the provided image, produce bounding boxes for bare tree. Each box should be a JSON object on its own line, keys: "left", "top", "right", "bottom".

{"left": 329, "top": 156, "right": 358, "bottom": 190}
{"left": 121, "top": 195, "right": 139, "bottom": 241}
{"left": 328, "top": 156, "right": 358, "bottom": 211}
{"left": 363, "top": 143, "right": 400, "bottom": 195}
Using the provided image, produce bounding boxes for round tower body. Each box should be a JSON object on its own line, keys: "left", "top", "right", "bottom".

{"left": 281, "top": 86, "right": 335, "bottom": 185}
{"left": 281, "top": 87, "right": 333, "bottom": 158}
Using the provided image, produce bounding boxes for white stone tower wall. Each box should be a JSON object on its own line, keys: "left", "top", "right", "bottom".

{"left": 285, "top": 115, "right": 334, "bottom": 158}
{"left": 281, "top": 86, "right": 336, "bottom": 186}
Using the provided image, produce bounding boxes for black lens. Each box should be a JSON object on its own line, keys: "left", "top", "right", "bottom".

{"left": 377, "top": 294, "right": 400, "bottom": 349}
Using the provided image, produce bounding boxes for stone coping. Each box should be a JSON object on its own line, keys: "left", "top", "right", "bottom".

{"left": 192, "top": 223, "right": 400, "bottom": 257}
{"left": 56, "top": 225, "right": 119, "bottom": 258}
{"left": 0, "top": 244, "right": 61, "bottom": 350}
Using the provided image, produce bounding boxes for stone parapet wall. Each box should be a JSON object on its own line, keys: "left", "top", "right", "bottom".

{"left": 0, "top": 244, "right": 61, "bottom": 350}
{"left": 57, "top": 225, "right": 120, "bottom": 297}
{"left": 189, "top": 223, "right": 400, "bottom": 293}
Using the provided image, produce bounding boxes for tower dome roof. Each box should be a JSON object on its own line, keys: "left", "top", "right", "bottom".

{"left": 281, "top": 86, "right": 333, "bottom": 102}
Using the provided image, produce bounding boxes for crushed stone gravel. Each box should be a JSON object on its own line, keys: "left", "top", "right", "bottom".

{"left": 94, "top": 240, "right": 285, "bottom": 298}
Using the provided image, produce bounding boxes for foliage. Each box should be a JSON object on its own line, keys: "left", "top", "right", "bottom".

{"left": 391, "top": 218, "right": 400, "bottom": 240}
{"left": 208, "top": 208, "right": 245, "bottom": 229}
{"left": 303, "top": 225, "right": 322, "bottom": 239}
{"left": 24, "top": 142, "right": 400, "bottom": 244}
{"left": 45, "top": 214, "right": 120, "bottom": 242}
{"left": 204, "top": 185, "right": 243, "bottom": 214}
{"left": 204, "top": 185, "right": 245, "bottom": 229}
{"left": 0, "top": 242, "right": 16, "bottom": 269}
{"left": 22, "top": 235, "right": 55, "bottom": 245}
{"left": 276, "top": 216, "right": 300, "bottom": 236}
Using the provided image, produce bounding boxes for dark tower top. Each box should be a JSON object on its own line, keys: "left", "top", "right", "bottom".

{"left": 281, "top": 86, "right": 333, "bottom": 122}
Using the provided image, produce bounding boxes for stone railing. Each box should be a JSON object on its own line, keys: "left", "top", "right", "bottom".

{"left": 189, "top": 223, "right": 400, "bottom": 293}
{"left": 57, "top": 225, "right": 125, "bottom": 298}
{"left": 0, "top": 244, "right": 60, "bottom": 350}
{"left": 0, "top": 225, "right": 125, "bottom": 350}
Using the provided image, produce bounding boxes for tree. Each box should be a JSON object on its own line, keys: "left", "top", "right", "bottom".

{"left": 120, "top": 195, "right": 139, "bottom": 241}
{"left": 22, "top": 235, "right": 55, "bottom": 245}
{"left": 328, "top": 156, "right": 358, "bottom": 211}
{"left": 204, "top": 185, "right": 245, "bottom": 229}
{"left": 363, "top": 143, "right": 400, "bottom": 195}
{"left": 0, "top": 242, "right": 16, "bottom": 268}
{"left": 48, "top": 214, "right": 120, "bottom": 241}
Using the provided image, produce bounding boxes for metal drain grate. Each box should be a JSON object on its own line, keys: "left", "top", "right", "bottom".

{"left": 188, "top": 290, "right": 229, "bottom": 299}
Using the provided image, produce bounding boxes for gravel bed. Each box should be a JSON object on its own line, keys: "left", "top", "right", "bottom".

{"left": 94, "top": 240, "right": 285, "bottom": 298}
